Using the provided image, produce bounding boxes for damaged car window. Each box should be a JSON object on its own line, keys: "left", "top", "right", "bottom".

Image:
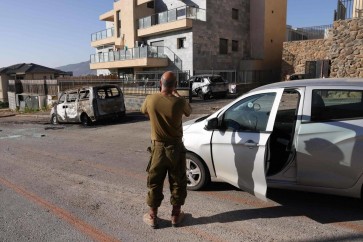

{"left": 79, "top": 90, "right": 90, "bottom": 100}
{"left": 67, "top": 92, "right": 78, "bottom": 102}
{"left": 97, "top": 87, "right": 120, "bottom": 99}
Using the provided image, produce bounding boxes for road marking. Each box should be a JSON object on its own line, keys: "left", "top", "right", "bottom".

{"left": 0, "top": 176, "right": 120, "bottom": 242}
{"left": 0, "top": 135, "right": 22, "bottom": 139}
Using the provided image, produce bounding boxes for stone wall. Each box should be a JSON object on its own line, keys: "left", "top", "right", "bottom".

{"left": 282, "top": 18, "right": 363, "bottom": 80}
{"left": 281, "top": 39, "right": 331, "bottom": 80}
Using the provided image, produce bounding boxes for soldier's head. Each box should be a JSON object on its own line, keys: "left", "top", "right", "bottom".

{"left": 160, "top": 71, "right": 176, "bottom": 92}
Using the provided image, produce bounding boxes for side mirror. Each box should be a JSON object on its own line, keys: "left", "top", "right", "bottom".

{"left": 204, "top": 117, "right": 219, "bottom": 130}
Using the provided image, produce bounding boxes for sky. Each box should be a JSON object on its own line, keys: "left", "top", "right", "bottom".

{"left": 0, "top": 0, "right": 338, "bottom": 69}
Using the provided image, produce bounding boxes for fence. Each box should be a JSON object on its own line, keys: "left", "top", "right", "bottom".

{"left": 8, "top": 80, "right": 58, "bottom": 96}
{"left": 138, "top": 6, "right": 206, "bottom": 29}
{"left": 286, "top": 25, "right": 333, "bottom": 41}
{"left": 335, "top": 0, "right": 363, "bottom": 20}
{"left": 8, "top": 73, "right": 190, "bottom": 98}
{"left": 90, "top": 46, "right": 167, "bottom": 63}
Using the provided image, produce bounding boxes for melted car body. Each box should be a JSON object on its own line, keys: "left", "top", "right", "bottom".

{"left": 50, "top": 85, "right": 126, "bottom": 126}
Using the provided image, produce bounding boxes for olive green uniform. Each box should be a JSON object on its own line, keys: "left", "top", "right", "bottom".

{"left": 141, "top": 93, "right": 192, "bottom": 208}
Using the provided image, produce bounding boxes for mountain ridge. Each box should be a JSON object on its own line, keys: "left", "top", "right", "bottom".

{"left": 56, "top": 61, "right": 96, "bottom": 76}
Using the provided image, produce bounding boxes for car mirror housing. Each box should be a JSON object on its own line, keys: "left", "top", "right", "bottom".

{"left": 204, "top": 117, "right": 219, "bottom": 130}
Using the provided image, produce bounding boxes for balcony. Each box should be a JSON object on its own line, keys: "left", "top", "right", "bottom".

{"left": 91, "top": 28, "right": 115, "bottom": 47}
{"left": 100, "top": 10, "right": 114, "bottom": 21}
{"left": 137, "top": 6, "right": 206, "bottom": 37}
{"left": 90, "top": 46, "right": 169, "bottom": 69}
{"left": 137, "top": 0, "right": 153, "bottom": 5}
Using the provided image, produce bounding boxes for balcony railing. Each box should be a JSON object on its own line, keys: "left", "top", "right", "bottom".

{"left": 138, "top": 6, "right": 206, "bottom": 29}
{"left": 91, "top": 27, "right": 115, "bottom": 42}
{"left": 335, "top": 0, "right": 363, "bottom": 20}
{"left": 286, "top": 24, "right": 333, "bottom": 41}
{"left": 90, "top": 46, "right": 167, "bottom": 63}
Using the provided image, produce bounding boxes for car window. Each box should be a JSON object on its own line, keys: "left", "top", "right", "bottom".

{"left": 59, "top": 93, "right": 66, "bottom": 103}
{"left": 97, "top": 87, "right": 120, "bottom": 99}
{"left": 194, "top": 78, "right": 201, "bottom": 83}
{"left": 210, "top": 76, "right": 225, "bottom": 83}
{"left": 79, "top": 90, "right": 90, "bottom": 100}
{"left": 203, "top": 77, "right": 209, "bottom": 83}
{"left": 66, "top": 92, "right": 78, "bottom": 102}
{"left": 311, "top": 89, "right": 363, "bottom": 121}
{"left": 223, "top": 92, "right": 276, "bottom": 132}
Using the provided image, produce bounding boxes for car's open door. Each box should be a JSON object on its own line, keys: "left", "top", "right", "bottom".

{"left": 210, "top": 89, "right": 283, "bottom": 200}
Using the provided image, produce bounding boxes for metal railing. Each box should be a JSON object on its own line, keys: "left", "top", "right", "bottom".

{"left": 90, "top": 46, "right": 167, "bottom": 63}
{"left": 138, "top": 6, "right": 206, "bottom": 29}
{"left": 91, "top": 27, "right": 115, "bottom": 42}
{"left": 335, "top": 0, "right": 363, "bottom": 20}
{"left": 286, "top": 24, "right": 333, "bottom": 41}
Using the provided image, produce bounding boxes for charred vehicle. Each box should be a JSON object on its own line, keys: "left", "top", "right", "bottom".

{"left": 187, "top": 74, "right": 229, "bottom": 100}
{"left": 50, "top": 85, "right": 126, "bottom": 126}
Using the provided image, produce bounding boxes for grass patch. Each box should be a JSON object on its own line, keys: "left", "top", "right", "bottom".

{"left": 0, "top": 101, "right": 9, "bottom": 109}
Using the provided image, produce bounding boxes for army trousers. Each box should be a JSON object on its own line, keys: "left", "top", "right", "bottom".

{"left": 146, "top": 140, "right": 187, "bottom": 208}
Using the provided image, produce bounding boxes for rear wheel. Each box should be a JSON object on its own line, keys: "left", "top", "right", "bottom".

{"left": 50, "top": 114, "right": 58, "bottom": 125}
{"left": 80, "top": 113, "right": 91, "bottom": 127}
{"left": 186, "top": 153, "right": 210, "bottom": 190}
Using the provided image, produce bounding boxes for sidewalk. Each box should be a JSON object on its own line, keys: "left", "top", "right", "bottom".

{"left": 0, "top": 109, "right": 50, "bottom": 118}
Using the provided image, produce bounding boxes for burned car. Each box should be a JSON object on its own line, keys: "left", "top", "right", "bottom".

{"left": 187, "top": 74, "right": 229, "bottom": 100}
{"left": 50, "top": 85, "right": 126, "bottom": 126}
{"left": 183, "top": 78, "right": 363, "bottom": 200}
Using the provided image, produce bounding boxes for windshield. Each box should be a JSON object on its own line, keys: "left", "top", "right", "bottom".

{"left": 209, "top": 76, "right": 225, "bottom": 83}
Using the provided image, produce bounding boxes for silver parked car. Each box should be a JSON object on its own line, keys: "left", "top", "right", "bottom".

{"left": 50, "top": 85, "right": 126, "bottom": 126}
{"left": 183, "top": 78, "right": 363, "bottom": 200}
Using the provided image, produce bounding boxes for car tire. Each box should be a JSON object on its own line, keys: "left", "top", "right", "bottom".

{"left": 50, "top": 114, "right": 58, "bottom": 125}
{"left": 198, "top": 90, "right": 205, "bottom": 100}
{"left": 81, "top": 113, "right": 91, "bottom": 127}
{"left": 186, "top": 153, "right": 210, "bottom": 191}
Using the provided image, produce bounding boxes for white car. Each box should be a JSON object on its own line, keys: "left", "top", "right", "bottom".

{"left": 183, "top": 78, "right": 363, "bottom": 200}
{"left": 188, "top": 74, "right": 229, "bottom": 100}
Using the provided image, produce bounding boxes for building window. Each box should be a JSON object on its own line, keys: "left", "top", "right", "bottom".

{"left": 116, "top": 11, "right": 121, "bottom": 38}
{"left": 219, "top": 38, "right": 228, "bottom": 54}
{"left": 232, "top": 40, "right": 238, "bottom": 52}
{"left": 232, "top": 8, "right": 239, "bottom": 20}
{"left": 177, "top": 37, "right": 186, "bottom": 49}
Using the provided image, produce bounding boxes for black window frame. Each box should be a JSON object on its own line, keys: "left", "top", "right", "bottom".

{"left": 232, "top": 8, "right": 239, "bottom": 20}
{"left": 219, "top": 38, "right": 228, "bottom": 55}
{"left": 232, "top": 40, "right": 239, "bottom": 52}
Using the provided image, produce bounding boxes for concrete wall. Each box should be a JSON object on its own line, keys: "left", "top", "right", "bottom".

{"left": 282, "top": 18, "right": 363, "bottom": 80}
{"left": 145, "top": 30, "right": 193, "bottom": 72}
{"left": 0, "top": 75, "right": 9, "bottom": 102}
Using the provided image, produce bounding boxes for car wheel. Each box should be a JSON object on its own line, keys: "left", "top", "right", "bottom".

{"left": 186, "top": 153, "right": 210, "bottom": 191}
{"left": 198, "top": 90, "right": 205, "bottom": 100}
{"left": 80, "top": 114, "right": 91, "bottom": 127}
{"left": 50, "top": 114, "right": 58, "bottom": 125}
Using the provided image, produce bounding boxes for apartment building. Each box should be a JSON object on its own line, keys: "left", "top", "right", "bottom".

{"left": 90, "top": 0, "right": 287, "bottom": 82}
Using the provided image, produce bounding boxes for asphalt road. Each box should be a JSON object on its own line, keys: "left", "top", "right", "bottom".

{"left": 1, "top": 98, "right": 363, "bottom": 241}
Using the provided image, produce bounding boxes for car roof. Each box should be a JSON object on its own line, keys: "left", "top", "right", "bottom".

{"left": 251, "top": 78, "right": 363, "bottom": 92}
{"left": 191, "top": 74, "right": 222, "bottom": 77}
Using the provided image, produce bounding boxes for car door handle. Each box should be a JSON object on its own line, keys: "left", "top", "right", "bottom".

{"left": 244, "top": 140, "right": 258, "bottom": 148}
